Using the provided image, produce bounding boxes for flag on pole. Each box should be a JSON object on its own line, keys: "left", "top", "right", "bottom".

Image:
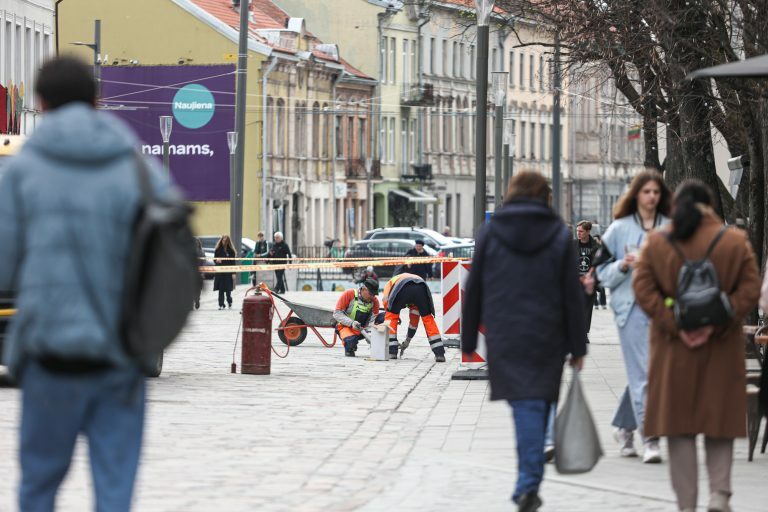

{"left": 628, "top": 125, "right": 641, "bottom": 140}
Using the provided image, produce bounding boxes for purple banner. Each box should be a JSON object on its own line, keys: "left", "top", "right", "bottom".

{"left": 100, "top": 65, "right": 236, "bottom": 201}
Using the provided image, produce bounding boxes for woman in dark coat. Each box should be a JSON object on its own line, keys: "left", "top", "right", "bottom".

{"left": 462, "top": 172, "right": 587, "bottom": 512}
{"left": 213, "top": 235, "right": 236, "bottom": 309}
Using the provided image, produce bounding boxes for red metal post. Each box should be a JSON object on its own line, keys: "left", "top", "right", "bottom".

{"left": 241, "top": 291, "right": 273, "bottom": 375}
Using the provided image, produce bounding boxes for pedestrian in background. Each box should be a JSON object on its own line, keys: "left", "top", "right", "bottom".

{"left": 250, "top": 231, "right": 270, "bottom": 286}
{"left": 404, "top": 239, "right": 433, "bottom": 280}
{"left": 0, "top": 57, "right": 170, "bottom": 511}
{"left": 575, "top": 220, "right": 600, "bottom": 337}
{"left": 633, "top": 180, "right": 760, "bottom": 512}
{"left": 462, "top": 172, "right": 587, "bottom": 512}
{"left": 213, "top": 235, "right": 236, "bottom": 309}
{"left": 194, "top": 237, "right": 204, "bottom": 309}
{"left": 592, "top": 235, "right": 608, "bottom": 310}
{"left": 269, "top": 231, "right": 292, "bottom": 293}
{"left": 596, "top": 169, "right": 671, "bottom": 463}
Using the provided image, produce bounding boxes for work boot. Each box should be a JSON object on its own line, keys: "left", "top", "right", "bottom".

{"left": 345, "top": 348, "right": 356, "bottom": 357}
{"left": 389, "top": 352, "right": 398, "bottom": 360}
{"left": 516, "top": 492, "right": 542, "bottom": 512}
{"left": 434, "top": 354, "right": 446, "bottom": 363}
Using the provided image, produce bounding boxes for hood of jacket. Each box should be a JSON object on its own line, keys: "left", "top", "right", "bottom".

{"left": 23, "top": 102, "right": 138, "bottom": 165}
{"left": 488, "top": 199, "right": 565, "bottom": 255}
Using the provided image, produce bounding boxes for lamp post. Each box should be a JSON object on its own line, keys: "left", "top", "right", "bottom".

{"left": 503, "top": 116, "right": 514, "bottom": 193}
{"left": 491, "top": 71, "right": 507, "bottom": 210}
{"left": 71, "top": 19, "right": 101, "bottom": 98}
{"left": 159, "top": 115, "right": 173, "bottom": 176}
{"left": 473, "top": 0, "right": 494, "bottom": 234}
{"left": 232, "top": 0, "right": 250, "bottom": 258}
{"left": 227, "top": 131, "right": 239, "bottom": 243}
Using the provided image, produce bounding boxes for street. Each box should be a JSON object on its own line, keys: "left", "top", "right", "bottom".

{"left": 0, "top": 284, "right": 765, "bottom": 511}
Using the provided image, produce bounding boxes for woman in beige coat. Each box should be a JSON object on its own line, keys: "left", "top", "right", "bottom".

{"left": 633, "top": 180, "right": 760, "bottom": 512}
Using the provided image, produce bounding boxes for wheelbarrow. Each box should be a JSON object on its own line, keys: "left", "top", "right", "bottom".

{"left": 258, "top": 284, "right": 339, "bottom": 347}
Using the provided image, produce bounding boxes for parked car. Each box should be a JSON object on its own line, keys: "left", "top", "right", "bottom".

{"left": 344, "top": 239, "right": 438, "bottom": 279}
{"left": 363, "top": 227, "right": 459, "bottom": 251}
{"left": 198, "top": 235, "right": 256, "bottom": 257}
{"left": 433, "top": 242, "right": 475, "bottom": 278}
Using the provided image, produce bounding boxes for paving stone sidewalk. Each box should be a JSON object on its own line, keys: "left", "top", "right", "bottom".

{"left": 0, "top": 284, "right": 765, "bottom": 511}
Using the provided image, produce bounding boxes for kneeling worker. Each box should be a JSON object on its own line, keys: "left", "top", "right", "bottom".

{"left": 381, "top": 273, "right": 445, "bottom": 362}
{"left": 333, "top": 278, "right": 380, "bottom": 357}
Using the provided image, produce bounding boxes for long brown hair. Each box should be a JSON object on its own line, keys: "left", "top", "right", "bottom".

{"left": 612, "top": 169, "right": 671, "bottom": 219}
{"left": 215, "top": 235, "right": 236, "bottom": 255}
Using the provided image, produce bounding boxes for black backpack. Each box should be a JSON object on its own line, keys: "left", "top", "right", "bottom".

{"left": 666, "top": 227, "right": 733, "bottom": 330}
{"left": 120, "top": 155, "right": 200, "bottom": 358}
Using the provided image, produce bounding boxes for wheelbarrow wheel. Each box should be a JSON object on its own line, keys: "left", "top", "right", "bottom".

{"left": 278, "top": 317, "right": 308, "bottom": 346}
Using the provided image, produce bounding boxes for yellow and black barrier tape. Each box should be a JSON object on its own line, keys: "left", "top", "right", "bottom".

{"left": 199, "top": 256, "right": 467, "bottom": 273}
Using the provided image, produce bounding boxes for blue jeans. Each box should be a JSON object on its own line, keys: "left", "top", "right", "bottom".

{"left": 545, "top": 402, "right": 556, "bottom": 446}
{"left": 509, "top": 399, "right": 550, "bottom": 503}
{"left": 613, "top": 305, "right": 649, "bottom": 440}
{"left": 19, "top": 361, "right": 146, "bottom": 512}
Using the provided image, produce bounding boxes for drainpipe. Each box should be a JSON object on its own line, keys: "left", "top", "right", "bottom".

{"left": 55, "top": 0, "right": 65, "bottom": 55}
{"left": 331, "top": 72, "right": 342, "bottom": 241}
{"left": 262, "top": 57, "right": 278, "bottom": 234}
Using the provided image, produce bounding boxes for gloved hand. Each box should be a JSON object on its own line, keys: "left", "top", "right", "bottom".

{"left": 399, "top": 338, "right": 411, "bottom": 357}
{"left": 351, "top": 321, "right": 362, "bottom": 331}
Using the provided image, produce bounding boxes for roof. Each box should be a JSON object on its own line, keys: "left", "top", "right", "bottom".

{"left": 188, "top": 0, "right": 373, "bottom": 80}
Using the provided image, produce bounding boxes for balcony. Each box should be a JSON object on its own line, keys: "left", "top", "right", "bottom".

{"left": 400, "top": 83, "right": 435, "bottom": 107}
{"left": 345, "top": 159, "right": 381, "bottom": 180}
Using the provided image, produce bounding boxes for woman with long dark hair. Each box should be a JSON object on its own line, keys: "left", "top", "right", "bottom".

{"left": 213, "top": 235, "right": 236, "bottom": 309}
{"left": 633, "top": 180, "right": 760, "bottom": 512}
{"left": 596, "top": 170, "right": 671, "bottom": 463}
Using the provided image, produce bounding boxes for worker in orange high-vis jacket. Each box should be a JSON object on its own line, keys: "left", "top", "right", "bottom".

{"left": 380, "top": 273, "right": 445, "bottom": 362}
{"left": 333, "top": 278, "right": 380, "bottom": 357}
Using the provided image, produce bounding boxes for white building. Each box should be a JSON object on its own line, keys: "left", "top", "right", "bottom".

{"left": 0, "top": 0, "right": 55, "bottom": 135}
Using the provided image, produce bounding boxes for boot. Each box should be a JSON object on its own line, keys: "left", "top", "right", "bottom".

{"left": 708, "top": 491, "right": 732, "bottom": 512}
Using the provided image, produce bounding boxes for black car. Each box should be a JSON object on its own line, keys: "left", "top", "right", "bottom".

{"left": 344, "top": 239, "right": 437, "bottom": 279}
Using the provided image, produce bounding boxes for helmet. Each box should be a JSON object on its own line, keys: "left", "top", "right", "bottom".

{"left": 366, "top": 266, "right": 374, "bottom": 272}
{"left": 362, "top": 278, "right": 379, "bottom": 295}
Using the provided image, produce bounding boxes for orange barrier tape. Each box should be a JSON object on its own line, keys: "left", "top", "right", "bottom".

{"left": 199, "top": 256, "right": 467, "bottom": 273}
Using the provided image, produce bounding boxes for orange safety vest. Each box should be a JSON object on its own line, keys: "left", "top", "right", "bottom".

{"left": 382, "top": 273, "right": 426, "bottom": 312}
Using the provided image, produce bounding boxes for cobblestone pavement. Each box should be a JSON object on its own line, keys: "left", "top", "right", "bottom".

{"left": 0, "top": 284, "right": 765, "bottom": 511}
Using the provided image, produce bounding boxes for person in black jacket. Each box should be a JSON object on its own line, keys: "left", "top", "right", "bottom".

{"left": 213, "top": 235, "right": 236, "bottom": 309}
{"left": 403, "top": 239, "right": 433, "bottom": 280}
{"left": 575, "top": 220, "right": 600, "bottom": 335}
{"left": 268, "top": 231, "right": 291, "bottom": 293}
{"left": 462, "top": 172, "right": 587, "bottom": 512}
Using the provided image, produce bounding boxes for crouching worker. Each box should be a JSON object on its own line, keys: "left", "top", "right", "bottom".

{"left": 333, "top": 278, "right": 380, "bottom": 357}
{"left": 380, "top": 273, "right": 445, "bottom": 362}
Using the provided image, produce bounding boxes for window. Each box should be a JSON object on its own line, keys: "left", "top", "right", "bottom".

{"left": 322, "top": 103, "right": 330, "bottom": 157}
{"left": 442, "top": 40, "right": 448, "bottom": 76}
{"left": 409, "top": 119, "right": 416, "bottom": 163}
{"left": 452, "top": 42, "right": 458, "bottom": 77}
{"left": 519, "top": 53, "right": 525, "bottom": 89}
{"left": 401, "top": 118, "right": 408, "bottom": 173}
{"left": 347, "top": 116, "right": 355, "bottom": 158}
{"left": 540, "top": 123, "right": 546, "bottom": 160}
{"left": 276, "top": 98, "right": 286, "bottom": 156}
{"left": 380, "top": 116, "right": 387, "bottom": 162}
{"left": 430, "top": 108, "right": 439, "bottom": 152}
{"left": 312, "top": 102, "right": 320, "bottom": 158}
{"left": 491, "top": 48, "right": 498, "bottom": 72}
{"left": 459, "top": 43, "right": 465, "bottom": 78}
{"left": 443, "top": 104, "right": 450, "bottom": 152}
{"left": 411, "top": 39, "right": 417, "bottom": 82}
{"left": 430, "top": 37, "right": 436, "bottom": 74}
{"left": 295, "top": 102, "right": 305, "bottom": 157}
{"left": 539, "top": 56, "right": 544, "bottom": 90}
{"left": 470, "top": 45, "right": 476, "bottom": 78}
{"left": 381, "top": 36, "right": 388, "bottom": 83}
{"left": 519, "top": 121, "right": 526, "bottom": 158}
{"left": 390, "top": 37, "right": 396, "bottom": 83}
{"left": 335, "top": 115, "right": 343, "bottom": 158}
{"left": 266, "top": 97, "right": 273, "bottom": 154}
{"left": 358, "top": 118, "right": 366, "bottom": 159}
{"left": 403, "top": 39, "right": 410, "bottom": 84}
{"left": 389, "top": 118, "right": 395, "bottom": 163}
{"left": 509, "top": 52, "right": 514, "bottom": 86}
{"left": 530, "top": 122, "right": 536, "bottom": 159}
{"left": 529, "top": 55, "right": 535, "bottom": 89}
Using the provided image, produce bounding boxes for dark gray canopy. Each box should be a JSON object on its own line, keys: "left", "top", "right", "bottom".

{"left": 687, "top": 54, "right": 768, "bottom": 79}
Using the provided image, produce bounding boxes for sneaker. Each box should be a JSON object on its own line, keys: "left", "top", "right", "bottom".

{"left": 613, "top": 428, "right": 638, "bottom": 457}
{"left": 516, "top": 492, "right": 542, "bottom": 512}
{"left": 642, "top": 439, "right": 662, "bottom": 463}
{"left": 708, "top": 491, "right": 732, "bottom": 512}
{"left": 434, "top": 354, "right": 446, "bottom": 362}
{"left": 544, "top": 444, "right": 555, "bottom": 463}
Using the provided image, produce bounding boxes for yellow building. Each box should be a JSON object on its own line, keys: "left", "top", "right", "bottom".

{"left": 58, "top": 0, "right": 273, "bottom": 239}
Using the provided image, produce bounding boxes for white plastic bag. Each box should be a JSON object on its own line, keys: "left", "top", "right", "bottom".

{"left": 554, "top": 369, "right": 603, "bottom": 474}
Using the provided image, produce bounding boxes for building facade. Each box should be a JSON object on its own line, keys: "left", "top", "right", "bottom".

{"left": 0, "top": 0, "right": 54, "bottom": 135}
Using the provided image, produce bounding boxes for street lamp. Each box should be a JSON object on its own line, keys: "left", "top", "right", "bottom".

{"left": 473, "top": 0, "right": 495, "bottom": 234}
{"left": 503, "top": 116, "right": 514, "bottom": 192}
{"left": 491, "top": 71, "right": 507, "bottom": 210}
{"left": 71, "top": 19, "right": 101, "bottom": 98}
{"left": 159, "top": 116, "right": 173, "bottom": 175}
{"left": 227, "top": 131, "right": 239, "bottom": 246}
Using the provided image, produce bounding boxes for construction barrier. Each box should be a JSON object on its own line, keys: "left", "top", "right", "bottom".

{"left": 199, "top": 256, "right": 464, "bottom": 274}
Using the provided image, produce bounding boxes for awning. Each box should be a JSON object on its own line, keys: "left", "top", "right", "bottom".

{"left": 389, "top": 188, "right": 437, "bottom": 204}
{"left": 687, "top": 54, "right": 768, "bottom": 79}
